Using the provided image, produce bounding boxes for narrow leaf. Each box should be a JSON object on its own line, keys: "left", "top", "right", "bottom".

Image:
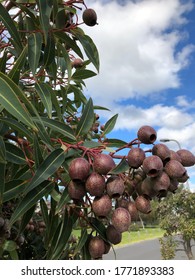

{"left": 89, "top": 217, "right": 107, "bottom": 241}
{"left": 35, "top": 83, "right": 52, "bottom": 118}
{"left": 102, "top": 114, "right": 118, "bottom": 136}
{"left": 51, "top": 90, "right": 62, "bottom": 120}
{"left": 0, "top": 3, "right": 23, "bottom": 54}
{"left": 8, "top": 46, "right": 28, "bottom": 84}
{"left": 73, "top": 31, "right": 99, "bottom": 72}
{"left": 0, "top": 51, "right": 7, "bottom": 73}
{"left": 58, "top": 42, "right": 72, "bottom": 83}
{"left": 40, "top": 198, "right": 49, "bottom": 228}
{"left": 51, "top": 210, "right": 78, "bottom": 259}
{"left": 19, "top": 205, "right": 36, "bottom": 234}
{"left": 0, "top": 118, "right": 33, "bottom": 141}
{"left": 55, "top": 32, "right": 83, "bottom": 58}
{"left": 3, "top": 180, "right": 27, "bottom": 203}
{"left": 5, "top": 143, "right": 26, "bottom": 165}
{"left": 55, "top": 188, "right": 70, "bottom": 214}
{"left": 0, "top": 72, "right": 37, "bottom": 131}
{"left": 28, "top": 32, "right": 42, "bottom": 76}
{"left": 43, "top": 33, "right": 55, "bottom": 66}
{"left": 76, "top": 98, "right": 94, "bottom": 137}
{"left": 25, "top": 148, "right": 65, "bottom": 193}
{"left": 0, "top": 136, "right": 6, "bottom": 205}
{"left": 109, "top": 157, "right": 129, "bottom": 174}
{"left": 33, "top": 134, "right": 44, "bottom": 168}
{"left": 10, "top": 181, "right": 54, "bottom": 226}
{"left": 73, "top": 229, "right": 88, "bottom": 257}
{"left": 103, "top": 138, "right": 127, "bottom": 148}
{"left": 37, "top": 0, "right": 53, "bottom": 42}
{"left": 0, "top": 136, "right": 6, "bottom": 164}
{"left": 33, "top": 117, "right": 76, "bottom": 142}
{"left": 72, "top": 69, "right": 97, "bottom": 80}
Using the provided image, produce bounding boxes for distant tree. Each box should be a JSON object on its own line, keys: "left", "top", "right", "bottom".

{"left": 157, "top": 186, "right": 195, "bottom": 260}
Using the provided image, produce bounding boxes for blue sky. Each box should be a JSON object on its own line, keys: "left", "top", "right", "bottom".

{"left": 82, "top": 0, "right": 195, "bottom": 191}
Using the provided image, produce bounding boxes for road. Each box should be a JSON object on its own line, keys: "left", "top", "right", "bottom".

{"left": 103, "top": 237, "right": 195, "bottom": 260}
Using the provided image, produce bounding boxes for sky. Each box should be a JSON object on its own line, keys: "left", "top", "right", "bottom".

{"left": 81, "top": 0, "right": 195, "bottom": 191}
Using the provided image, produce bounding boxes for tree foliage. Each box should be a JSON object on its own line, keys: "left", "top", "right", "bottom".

{"left": 157, "top": 187, "right": 195, "bottom": 259}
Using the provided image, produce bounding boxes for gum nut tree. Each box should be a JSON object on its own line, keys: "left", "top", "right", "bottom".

{"left": 0, "top": 0, "right": 194, "bottom": 260}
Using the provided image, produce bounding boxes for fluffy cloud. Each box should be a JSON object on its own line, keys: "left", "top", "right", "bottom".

{"left": 84, "top": 0, "right": 194, "bottom": 104}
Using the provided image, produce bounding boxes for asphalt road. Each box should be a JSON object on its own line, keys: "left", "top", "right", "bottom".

{"left": 103, "top": 237, "right": 195, "bottom": 260}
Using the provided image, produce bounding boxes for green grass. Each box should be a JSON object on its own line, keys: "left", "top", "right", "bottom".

{"left": 116, "top": 227, "right": 165, "bottom": 247}
{"left": 72, "top": 227, "right": 165, "bottom": 248}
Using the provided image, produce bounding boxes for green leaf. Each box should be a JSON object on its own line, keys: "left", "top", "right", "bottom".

{"left": 9, "top": 249, "right": 19, "bottom": 260}
{"left": 5, "top": 143, "right": 26, "bottom": 165}
{"left": 8, "top": 46, "right": 28, "bottom": 84}
{"left": 0, "top": 118, "right": 33, "bottom": 142}
{"left": 25, "top": 148, "right": 65, "bottom": 193}
{"left": 35, "top": 83, "right": 52, "bottom": 118}
{"left": 0, "top": 72, "right": 37, "bottom": 131}
{"left": 51, "top": 90, "right": 62, "bottom": 120}
{"left": 102, "top": 114, "right": 118, "bottom": 136}
{"left": 10, "top": 180, "right": 54, "bottom": 226}
{"left": 73, "top": 228, "right": 88, "bottom": 257}
{"left": 55, "top": 32, "right": 83, "bottom": 59}
{"left": 19, "top": 205, "right": 36, "bottom": 234}
{"left": 55, "top": 187, "right": 70, "bottom": 214}
{"left": 0, "top": 136, "right": 6, "bottom": 164}
{"left": 3, "top": 180, "right": 27, "bottom": 203}
{"left": 0, "top": 51, "right": 7, "bottom": 73}
{"left": 33, "top": 117, "right": 76, "bottom": 143}
{"left": 0, "top": 3, "right": 23, "bottom": 54}
{"left": 40, "top": 198, "right": 49, "bottom": 228}
{"left": 28, "top": 32, "right": 42, "bottom": 76}
{"left": 103, "top": 138, "right": 127, "bottom": 148}
{"left": 0, "top": 136, "right": 6, "bottom": 205}
{"left": 57, "top": 42, "right": 72, "bottom": 83}
{"left": 33, "top": 134, "right": 44, "bottom": 168}
{"left": 2, "top": 240, "right": 17, "bottom": 252}
{"left": 43, "top": 33, "right": 55, "bottom": 66}
{"left": 76, "top": 98, "right": 94, "bottom": 137}
{"left": 72, "top": 31, "right": 99, "bottom": 72}
{"left": 109, "top": 157, "right": 129, "bottom": 174}
{"left": 51, "top": 210, "right": 78, "bottom": 259}
{"left": 89, "top": 217, "right": 107, "bottom": 241}
{"left": 72, "top": 69, "right": 97, "bottom": 80}
{"left": 93, "top": 105, "right": 110, "bottom": 111}
{"left": 36, "top": 0, "right": 53, "bottom": 43}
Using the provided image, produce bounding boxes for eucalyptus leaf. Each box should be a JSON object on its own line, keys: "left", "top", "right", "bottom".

{"left": 8, "top": 46, "right": 28, "bottom": 84}
{"left": 72, "top": 31, "right": 99, "bottom": 72}
{"left": 25, "top": 148, "right": 66, "bottom": 193}
{"left": 76, "top": 98, "right": 94, "bottom": 137}
{"left": 36, "top": 0, "right": 53, "bottom": 42}
{"left": 0, "top": 72, "right": 37, "bottom": 131}
{"left": 28, "top": 32, "right": 42, "bottom": 76}
{"left": 72, "top": 69, "right": 97, "bottom": 80}
{"left": 10, "top": 180, "right": 54, "bottom": 226}
{"left": 35, "top": 83, "right": 52, "bottom": 118}
{"left": 102, "top": 114, "right": 118, "bottom": 136}
{"left": 109, "top": 157, "right": 129, "bottom": 174}
{"left": 0, "top": 3, "right": 23, "bottom": 54}
{"left": 33, "top": 117, "right": 76, "bottom": 143}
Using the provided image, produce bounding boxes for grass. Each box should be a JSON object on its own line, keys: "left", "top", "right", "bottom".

{"left": 73, "top": 227, "right": 165, "bottom": 248}
{"left": 116, "top": 227, "right": 165, "bottom": 247}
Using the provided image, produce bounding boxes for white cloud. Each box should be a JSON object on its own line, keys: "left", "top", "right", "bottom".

{"left": 176, "top": 95, "right": 195, "bottom": 109}
{"left": 83, "top": 0, "right": 194, "bottom": 105}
